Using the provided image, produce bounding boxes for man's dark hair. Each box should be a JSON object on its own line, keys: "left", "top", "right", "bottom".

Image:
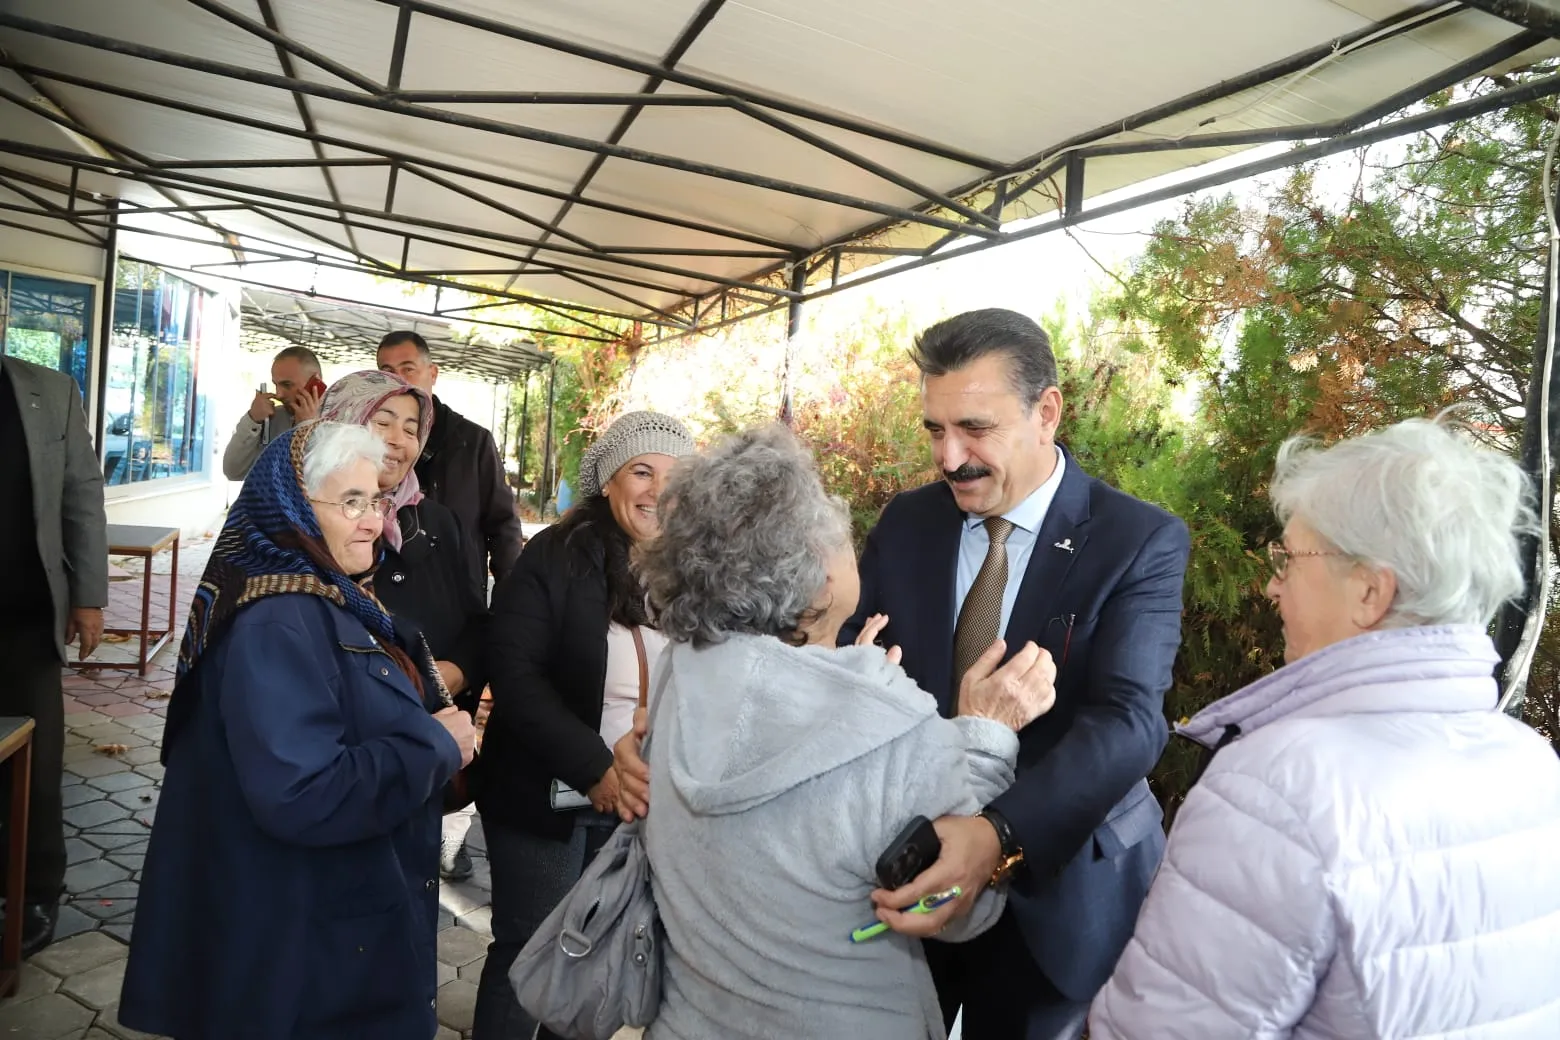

{"left": 274, "top": 345, "right": 320, "bottom": 375}
{"left": 378, "top": 330, "right": 431, "bottom": 360}
{"left": 910, "top": 308, "right": 1058, "bottom": 407}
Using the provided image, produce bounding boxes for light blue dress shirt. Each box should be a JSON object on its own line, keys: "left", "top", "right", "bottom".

{"left": 953, "top": 447, "right": 1066, "bottom": 639}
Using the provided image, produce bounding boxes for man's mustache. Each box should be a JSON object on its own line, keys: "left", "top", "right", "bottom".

{"left": 944, "top": 464, "right": 992, "bottom": 483}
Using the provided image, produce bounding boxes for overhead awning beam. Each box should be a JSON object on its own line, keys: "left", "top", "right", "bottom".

{"left": 0, "top": 138, "right": 802, "bottom": 302}
{"left": 0, "top": 68, "right": 248, "bottom": 262}
{"left": 249, "top": 0, "right": 370, "bottom": 267}
{"left": 179, "top": 0, "right": 383, "bottom": 93}
{"left": 0, "top": 12, "right": 1005, "bottom": 242}
{"left": 0, "top": 58, "right": 819, "bottom": 253}
{"left": 667, "top": 65, "right": 1560, "bottom": 340}
{"left": 1461, "top": 0, "right": 1560, "bottom": 38}
{"left": 506, "top": 0, "right": 732, "bottom": 290}
{"left": 691, "top": 11, "right": 1551, "bottom": 328}
{"left": 0, "top": 182, "right": 683, "bottom": 329}
{"left": 0, "top": 173, "right": 106, "bottom": 245}
{"left": 361, "top": 0, "right": 1007, "bottom": 172}
{"left": 1073, "top": 29, "right": 1546, "bottom": 158}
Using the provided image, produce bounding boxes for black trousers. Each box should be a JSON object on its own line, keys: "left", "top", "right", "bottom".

{"left": 926, "top": 911, "right": 1090, "bottom": 1040}
{"left": 0, "top": 621, "right": 65, "bottom": 905}
{"left": 470, "top": 814, "right": 615, "bottom": 1040}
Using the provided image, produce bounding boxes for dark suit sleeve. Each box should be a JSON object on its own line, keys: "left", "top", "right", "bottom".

{"left": 990, "top": 516, "right": 1190, "bottom": 875}
{"left": 486, "top": 537, "right": 614, "bottom": 793}
{"left": 61, "top": 379, "right": 108, "bottom": 609}
{"left": 838, "top": 498, "right": 895, "bottom": 648}
{"left": 474, "top": 426, "right": 524, "bottom": 584}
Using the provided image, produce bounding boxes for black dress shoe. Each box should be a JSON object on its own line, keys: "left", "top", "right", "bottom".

{"left": 21, "top": 902, "right": 58, "bottom": 959}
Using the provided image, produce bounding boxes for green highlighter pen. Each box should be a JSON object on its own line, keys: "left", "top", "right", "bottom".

{"left": 849, "top": 887, "right": 963, "bottom": 944}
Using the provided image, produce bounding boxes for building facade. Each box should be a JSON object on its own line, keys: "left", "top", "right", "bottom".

{"left": 1, "top": 221, "right": 243, "bottom": 536}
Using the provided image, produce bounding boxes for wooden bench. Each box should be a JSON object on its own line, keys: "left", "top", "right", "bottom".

{"left": 0, "top": 717, "right": 34, "bottom": 998}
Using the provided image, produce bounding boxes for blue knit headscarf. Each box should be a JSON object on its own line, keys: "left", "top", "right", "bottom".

{"left": 163, "top": 421, "right": 407, "bottom": 753}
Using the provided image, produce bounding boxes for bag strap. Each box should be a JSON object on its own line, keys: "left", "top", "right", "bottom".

{"left": 631, "top": 625, "right": 649, "bottom": 709}
{"left": 638, "top": 647, "right": 674, "bottom": 762}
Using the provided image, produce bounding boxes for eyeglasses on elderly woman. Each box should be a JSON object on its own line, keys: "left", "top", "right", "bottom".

{"left": 308, "top": 493, "right": 396, "bottom": 521}
{"left": 1265, "top": 540, "right": 1351, "bottom": 579}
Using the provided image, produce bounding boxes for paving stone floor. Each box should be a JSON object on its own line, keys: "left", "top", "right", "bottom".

{"left": 0, "top": 536, "right": 500, "bottom": 1039}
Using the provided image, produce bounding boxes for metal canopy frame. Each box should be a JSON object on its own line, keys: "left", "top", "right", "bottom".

{"left": 0, "top": 1, "right": 1554, "bottom": 344}
{"left": 237, "top": 286, "right": 551, "bottom": 382}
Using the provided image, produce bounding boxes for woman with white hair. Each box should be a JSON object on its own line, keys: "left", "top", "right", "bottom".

{"left": 1090, "top": 416, "right": 1560, "bottom": 1039}
{"left": 630, "top": 424, "right": 1054, "bottom": 1040}
{"left": 120, "top": 422, "right": 477, "bottom": 1040}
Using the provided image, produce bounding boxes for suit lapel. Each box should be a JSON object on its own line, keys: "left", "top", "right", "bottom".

{"left": 1007, "top": 445, "right": 1091, "bottom": 648}
{"left": 4, "top": 359, "right": 50, "bottom": 451}
{"left": 916, "top": 485, "right": 963, "bottom": 716}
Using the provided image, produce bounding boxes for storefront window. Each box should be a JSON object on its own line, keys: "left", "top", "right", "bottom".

{"left": 1, "top": 270, "right": 92, "bottom": 395}
{"left": 104, "top": 262, "right": 217, "bottom": 487}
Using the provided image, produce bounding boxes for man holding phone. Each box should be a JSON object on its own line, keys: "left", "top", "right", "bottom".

{"left": 221, "top": 346, "right": 324, "bottom": 480}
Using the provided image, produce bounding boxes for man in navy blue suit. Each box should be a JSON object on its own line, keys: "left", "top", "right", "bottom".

{"left": 849, "top": 308, "right": 1190, "bottom": 1039}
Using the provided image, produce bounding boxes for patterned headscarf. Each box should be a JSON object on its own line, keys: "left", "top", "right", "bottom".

{"left": 317, "top": 369, "right": 433, "bottom": 551}
{"left": 163, "top": 422, "right": 416, "bottom": 756}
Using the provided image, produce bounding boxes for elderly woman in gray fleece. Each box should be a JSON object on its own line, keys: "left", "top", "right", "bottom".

{"left": 629, "top": 423, "right": 1052, "bottom": 1040}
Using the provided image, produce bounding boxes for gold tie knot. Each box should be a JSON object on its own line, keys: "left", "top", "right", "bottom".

{"left": 985, "top": 516, "right": 1014, "bottom": 546}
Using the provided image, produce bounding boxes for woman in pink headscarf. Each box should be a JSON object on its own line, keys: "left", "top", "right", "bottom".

{"left": 319, "top": 370, "right": 487, "bottom": 727}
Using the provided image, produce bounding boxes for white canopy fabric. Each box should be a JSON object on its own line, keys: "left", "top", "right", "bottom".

{"left": 0, "top": 0, "right": 1555, "bottom": 357}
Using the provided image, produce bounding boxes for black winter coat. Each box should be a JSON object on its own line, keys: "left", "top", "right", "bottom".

{"left": 416, "top": 397, "right": 524, "bottom": 591}
{"left": 376, "top": 498, "right": 488, "bottom": 713}
{"left": 478, "top": 520, "right": 614, "bottom": 841}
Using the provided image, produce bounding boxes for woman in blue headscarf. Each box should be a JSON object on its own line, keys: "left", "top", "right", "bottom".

{"left": 119, "top": 420, "right": 477, "bottom": 1040}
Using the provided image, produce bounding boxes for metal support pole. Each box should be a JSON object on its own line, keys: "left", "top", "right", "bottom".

{"left": 1063, "top": 152, "right": 1085, "bottom": 220}
{"left": 1494, "top": 159, "right": 1560, "bottom": 714}
{"left": 499, "top": 375, "right": 512, "bottom": 470}
{"left": 93, "top": 198, "right": 119, "bottom": 453}
{"left": 540, "top": 360, "right": 558, "bottom": 514}
{"left": 779, "top": 264, "right": 807, "bottom": 424}
{"left": 517, "top": 370, "right": 532, "bottom": 484}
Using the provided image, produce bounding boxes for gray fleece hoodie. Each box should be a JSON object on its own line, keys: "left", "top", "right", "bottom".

{"left": 643, "top": 634, "right": 1019, "bottom": 1040}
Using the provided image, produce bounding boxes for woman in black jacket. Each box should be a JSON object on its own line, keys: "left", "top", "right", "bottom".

{"left": 472, "top": 411, "right": 696, "bottom": 1040}
{"left": 319, "top": 370, "right": 487, "bottom": 717}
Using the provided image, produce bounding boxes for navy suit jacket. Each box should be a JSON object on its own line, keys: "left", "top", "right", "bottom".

{"left": 842, "top": 445, "right": 1190, "bottom": 1000}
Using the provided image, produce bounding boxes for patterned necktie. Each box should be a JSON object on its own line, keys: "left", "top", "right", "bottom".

{"left": 953, "top": 517, "right": 1015, "bottom": 690}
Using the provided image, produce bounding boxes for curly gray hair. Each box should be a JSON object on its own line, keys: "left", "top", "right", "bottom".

{"left": 637, "top": 423, "right": 851, "bottom": 647}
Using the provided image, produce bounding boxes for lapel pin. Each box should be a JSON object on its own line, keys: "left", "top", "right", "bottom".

{"left": 1053, "top": 538, "right": 1074, "bottom": 554}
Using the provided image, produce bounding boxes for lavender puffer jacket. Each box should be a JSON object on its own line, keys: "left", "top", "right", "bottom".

{"left": 1091, "top": 625, "right": 1560, "bottom": 1039}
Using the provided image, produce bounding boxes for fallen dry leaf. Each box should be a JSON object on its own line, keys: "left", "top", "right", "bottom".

{"left": 102, "top": 634, "right": 132, "bottom": 644}
{"left": 94, "top": 744, "right": 130, "bottom": 756}
{"left": 144, "top": 689, "right": 172, "bottom": 700}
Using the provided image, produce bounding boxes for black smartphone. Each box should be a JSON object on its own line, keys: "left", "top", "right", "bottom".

{"left": 876, "top": 815, "right": 941, "bottom": 890}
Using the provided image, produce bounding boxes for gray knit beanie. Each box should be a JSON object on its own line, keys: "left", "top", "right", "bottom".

{"left": 577, "top": 410, "right": 696, "bottom": 499}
